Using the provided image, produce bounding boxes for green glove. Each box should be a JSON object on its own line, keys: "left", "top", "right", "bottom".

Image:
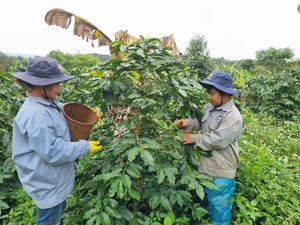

{"left": 89, "top": 141, "right": 103, "bottom": 154}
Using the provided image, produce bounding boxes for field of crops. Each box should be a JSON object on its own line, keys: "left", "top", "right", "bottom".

{"left": 0, "top": 39, "right": 299, "bottom": 224}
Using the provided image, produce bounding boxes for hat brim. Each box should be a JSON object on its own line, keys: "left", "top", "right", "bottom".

{"left": 200, "top": 80, "right": 240, "bottom": 95}
{"left": 13, "top": 72, "right": 73, "bottom": 86}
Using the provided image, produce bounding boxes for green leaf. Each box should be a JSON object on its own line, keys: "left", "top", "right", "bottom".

{"left": 2, "top": 132, "right": 10, "bottom": 146}
{"left": 0, "top": 174, "right": 12, "bottom": 184}
{"left": 193, "top": 207, "right": 208, "bottom": 220}
{"left": 140, "top": 150, "right": 154, "bottom": 165}
{"left": 162, "top": 139, "right": 182, "bottom": 151}
{"left": 108, "top": 199, "right": 118, "bottom": 207}
{"left": 179, "top": 190, "right": 192, "bottom": 203}
{"left": 133, "top": 98, "right": 147, "bottom": 109}
{"left": 117, "top": 208, "right": 133, "bottom": 221}
{"left": 157, "top": 168, "right": 165, "bottom": 184}
{"left": 196, "top": 186, "right": 205, "bottom": 200}
{"left": 171, "top": 78, "right": 179, "bottom": 86}
{"left": 126, "top": 165, "right": 141, "bottom": 178}
{"left": 91, "top": 70, "right": 104, "bottom": 78}
{"left": 189, "top": 149, "right": 201, "bottom": 166}
{"left": 151, "top": 223, "right": 161, "bottom": 225}
{"left": 105, "top": 206, "right": 122, "bottom": 219}
{"left": 127, "top": 93, "right": 141, "bottom": 99}
{"left": 128, "top": 188, "right": 141, "bottom": 201}
{"left": 136, "top": 49, "right": 145, "bottom": 58}
{"left": 86, "top": 215, "right": 97, "bottom": 225}
{"left": 0, "top": 200, "right": 9, "bottom": 209}
{"left": 164, "top": 167, "right": 177, "bottom": 185}
{"left": 117, "top": 181, "right": 124, "bottom": 198}
{"left": 100, "top": 212, "right": 111, "bottom": 225}
{"left": 129, "top": 71, "right": 141, "bottom": 84}
{"left": 149, "top": 194, "right": 161, "bottom": 209}
{"left": 84, "top": 208, "right": 97, "bottom": 219}
{"left": 109, "top": 180, "right": 119, "bottom": 197}
{"left": 166, "top": 151, "right": 182, "bottom": 160}
{"left": 120, "top": 45, "right": 127, "bottom": 52}
{"left": 97, "top": 168, "right": 122, "bottom": 181}
{"left": 170, "top": 191, "right": 184, "bottom": 207}
{"left": 166, "top": 211, "right": 175, "bottom": 223}
{"left": 187, "top": 179, "right": 197, "bottom": 190}
{"left": 201, "top": 181, "right": 218, "bottom": 190}
{"left": 122, "top": 174, "right": 131, "bottom": 188}
{"left": 164, "top": 216, "right": 173, "bottom": 225}
{"left": 160, "top": 196, "right": 172, "bottom": 211}
{"left": 141, "top": 138, "right": 161, "bottom": 150}
{"left": 127, "top": 147, "right": 139, "bottom": 162}
{"left": 178, "top": 89, "right": 187, "bottom": 97}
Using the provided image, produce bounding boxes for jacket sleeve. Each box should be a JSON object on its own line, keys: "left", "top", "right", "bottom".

{"left": 184, "top": 104, "right": 210, "bottom": 132}
{"left": 192, "top": 112, "right": 243, "bottom": 151}
{"left": 183, "top": 118, "right": 201, "bottom": 132}
{"left": 28, "top": 125, "right": 90, "bottom": 166}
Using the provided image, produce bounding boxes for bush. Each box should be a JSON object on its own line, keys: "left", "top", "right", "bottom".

{"left": 246, "top": 69, "right": 300, "bottom": 120}
{"left": 0, "top": 69, "right": 26, "bottom": 220}
{"left": 233, "top": 112, "right": 300, "bottom": 224}
{"left": 62, "top": 38, "right": 212, "bottom": 224}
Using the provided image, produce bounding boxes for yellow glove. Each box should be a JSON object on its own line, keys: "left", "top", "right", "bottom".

{"left": 89, "top": 141, "right": 103, "bottom": 154}
{"left": 91, "top": 107, "right": 102, "bottom": 122}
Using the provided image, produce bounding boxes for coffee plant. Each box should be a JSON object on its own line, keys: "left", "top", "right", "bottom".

{"left": 0, "top": 63, "right": 27, "bottom": 219}
{"left": 61, "top": 37, "right": 214, "bottom": 225}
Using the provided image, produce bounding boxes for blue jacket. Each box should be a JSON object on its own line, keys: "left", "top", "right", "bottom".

{"left": 12, "top": 96, "right": 90, "bottom": 209}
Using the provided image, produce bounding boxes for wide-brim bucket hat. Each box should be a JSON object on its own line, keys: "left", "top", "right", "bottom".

{"left": 13, "top": 56, "right": 73, "bottom": 86}
{"left": 199, "top": 71, "right": 239, "bottom": 94}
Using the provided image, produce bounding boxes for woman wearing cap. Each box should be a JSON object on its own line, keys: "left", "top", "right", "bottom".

{"left": 175, "top": 72, "right": 243, "bottom": 225}
{"left": 12, "top": 56, "right": 102, "bottom": 225}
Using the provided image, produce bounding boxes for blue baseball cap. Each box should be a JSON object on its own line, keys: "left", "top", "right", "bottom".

{"left": 199, "top": 72, "right": 239, "bottom": 94}
{"left": 13, "top": 56, "right": 73, "bottom": 86}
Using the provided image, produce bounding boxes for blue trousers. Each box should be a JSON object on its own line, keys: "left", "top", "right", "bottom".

{"left": 36, "top": 200, "right": 66, "bottom": 225}
{"left": 204, "top": 177, "right": 235, "bottom": 225}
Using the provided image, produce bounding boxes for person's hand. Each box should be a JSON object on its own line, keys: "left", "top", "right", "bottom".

{"left": 89, "top": 141, "right": 103, "bottom": 154}
{"left": 174, "top": 119, "right": 189, "bottom": 129}
{"left": 91, "top": 107, "right": 102, "bottom": 122}
{"left": 181, "top": 133, "right": 193, "bottom": 144}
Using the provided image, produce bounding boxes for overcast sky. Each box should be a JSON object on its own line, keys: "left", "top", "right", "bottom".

{"left": 1, "top": 0, "right": 300, "bottom": 60}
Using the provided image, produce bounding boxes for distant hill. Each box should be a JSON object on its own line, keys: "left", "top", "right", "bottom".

{"left": 4, "top": 52, "right": 35, "bottom": 59}
{"left": 5, "top": 52, "right": 111, "bottom": 61}
{"left": 0, "top": 52, "right": 28, "bottom": 72}
{"left": 0, "top": 51, "right": 111, "bottom": 72}
{"left": 91, "top": 53, "right": 111, "bottom": 61}
{"left": 4, "top": 52, "right": 111, "bottom": 61}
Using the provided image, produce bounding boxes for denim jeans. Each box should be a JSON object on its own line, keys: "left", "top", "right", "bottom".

{"left": 204, "top": 177, "right": 235, "bottom": 225}
{"left": 36, "top": 200, "right": 66, "bottom": 225}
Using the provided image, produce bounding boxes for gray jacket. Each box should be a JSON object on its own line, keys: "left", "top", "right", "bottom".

{"left": 187, "top": 99, "right": 243, "bottom": 178}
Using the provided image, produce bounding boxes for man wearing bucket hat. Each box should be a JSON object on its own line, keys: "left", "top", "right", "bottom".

{"left": 12, "top": 56, "right": 102, "bottom": 225}
{"left": 175, "top": 72, "right": 243, "bottom": 225}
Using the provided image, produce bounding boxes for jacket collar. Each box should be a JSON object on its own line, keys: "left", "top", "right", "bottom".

{"left": 208, "top": 99, "right": 234, "bottom": 112}
{"left": 26, "top": 96, "right": 52, "bottom": 106}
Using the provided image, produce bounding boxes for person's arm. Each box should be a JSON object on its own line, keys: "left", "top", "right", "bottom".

{"left": 176, "top": 104, "right": 208, "bottom": 132}
{"left": 175, "top": 118, "right": 201, "bottom": 132}
{"left": 28, "top": 125, "right": 90, "bottom": 166}
{"left": 185, "top": 118, "right": 201, "bottom": 131}
{"left": 192, "top": 112, "right": 243, "bottom": 151}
